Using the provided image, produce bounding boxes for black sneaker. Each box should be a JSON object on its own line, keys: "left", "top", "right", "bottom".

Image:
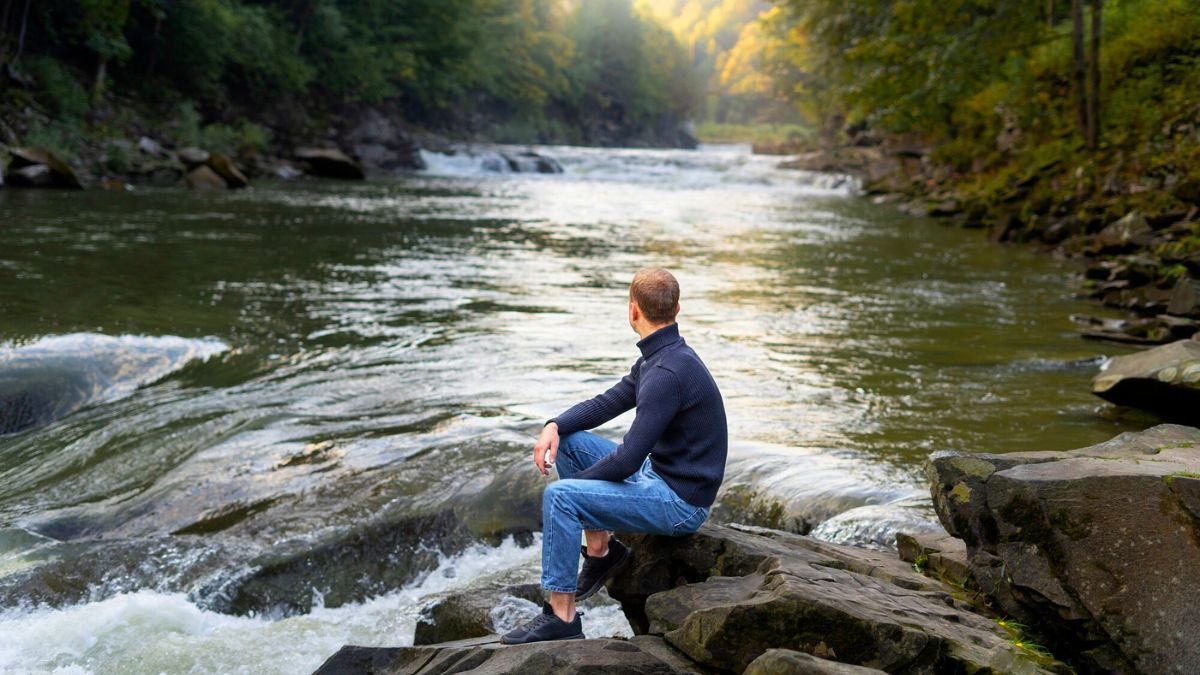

{"left": 575, "top": 539, "right": 632, "bottom": 601}
{"left": 499, "top": 603, "right": 585, "bottom": 645}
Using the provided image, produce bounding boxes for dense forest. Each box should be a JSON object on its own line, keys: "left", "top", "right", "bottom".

{"left": 0, "top": 0, "right": 700, "bottom": 157}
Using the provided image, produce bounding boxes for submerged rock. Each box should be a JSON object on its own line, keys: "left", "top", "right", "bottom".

{"left": 926, "top": 424, "right": 1200, "bottom": 673}
{"left": 206, "top": 152, "right": 249, "bottom": 189}
{"left": 1092, "top": 339, "right": 1200, "bottom": 420}
{"left": 501, "top": 151, "right": 563, "bottom": 174}
{"left": 606, "top": 523, "right": 1057, "bottom": 674}
{"left": 295, "top": 147, "right": 366, "bottom": 180}
{"left": 413, "top": 582, "right": 542, "bottom": 645}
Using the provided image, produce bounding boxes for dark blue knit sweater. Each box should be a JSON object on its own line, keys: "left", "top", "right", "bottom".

{"left": 550, "top": 323, "right": 728, "bottom": 507}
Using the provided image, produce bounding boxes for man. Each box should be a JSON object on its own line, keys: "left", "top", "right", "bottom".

{"left": 500, "top": 267, "right": 728, "bottom": 644}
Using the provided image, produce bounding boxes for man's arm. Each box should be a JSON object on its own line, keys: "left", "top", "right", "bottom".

{"left": 574, "top": 367, "right": 681, "bottom": 482}
{"left": 549, "top": 360, "right": 641, "bottom": 436}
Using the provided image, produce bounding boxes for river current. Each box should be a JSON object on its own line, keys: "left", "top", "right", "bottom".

{"left": 0, "top": 144, "right": 1139, "bottom": 673}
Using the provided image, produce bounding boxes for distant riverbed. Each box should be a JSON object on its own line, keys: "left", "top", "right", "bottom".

{"left": 0, "top": 144, "right": 1139, "bottom": 673}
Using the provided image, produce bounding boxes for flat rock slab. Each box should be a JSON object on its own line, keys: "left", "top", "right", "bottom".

{"left": 745, "top": 648, "right": 887, "bottom": 674}
{"left": 1092, "top": 339, "right": 1200, "bottom": 421}
{"left": 607, "top": 523, "right": 1058, "bottom": 674}
{"left": 313, "top": 636, "right": 691, "bottom": 674}
{"left": 927, "top": 424, "right": 1200, "bottom": 673}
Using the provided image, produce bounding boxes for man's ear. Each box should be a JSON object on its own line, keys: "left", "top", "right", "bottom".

{"left": 674, "top": 302, "right": 680, "bottom": 318}
{"left": 629, "top": 299, "right": 640, "bottom": 323}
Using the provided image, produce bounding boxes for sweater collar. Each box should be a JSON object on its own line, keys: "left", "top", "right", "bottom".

{"left": 637, "top": 323, "right": 681, "bottom": 357}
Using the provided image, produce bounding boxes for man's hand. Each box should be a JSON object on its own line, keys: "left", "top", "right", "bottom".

{"left": 534, "top": 422, "right": 560, "bottom": 475}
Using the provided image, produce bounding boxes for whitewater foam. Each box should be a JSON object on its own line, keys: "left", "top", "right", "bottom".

{"left": 0, "top": 534, "right": 631, "bottom": 675}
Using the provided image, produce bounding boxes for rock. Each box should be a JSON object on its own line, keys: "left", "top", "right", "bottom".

{"left": 607, "top": 523, "right": 1058, "bottom": 674}
{"left": 413, "top": 582, "right": 543, "bottom": 645}
{"left": 206, "top": 152, "right": 249, "bottom": 189}
{"left": 137, "top": 136, "right": 166, "bottom": 158}
{"left": 1173, "top": 177, "right": 1200, "bottom": 205}
{"left": 1092, "top": 340, "right": 1200, "bottom": 419}
{"left": 502, "top": 151, "right": 563, "bottom": 174}
{"left": 745, "top": 649, "right": 887, "bottom": 674}
{"left": 5, "top": 147, "right": 83, "bottom": 189}
{"left": 181, "top": 165, "right": 227, "bottom": 190}
{"left": 1094, "top": 212, "right": 1152, "bottom": 253}
{"left": 313, "top": 636, "right": 692, "bottom": 675}
{"left": 339, "top": 107, "right": 424, "bottom": 172}
{"left": 5, "top": 163, "right": 54, "bottom": 187}
{"left": 988, "top": 213, "right": 1023, "bottom": 243}
{"left": 295, "top": 147, "right": 366, "bottom": 180}
{"left": 926, "top": 425, "right": 1200, "bottom": 673}
{"left": 1167, "top": 274, "right": 1200, "bottom": 317}
{"left": 927, "top": 198, "right": 961, "bottom": 217}
{"left": 894, "top": 531, "right": 974, "bottom": 588}
{"left": 177, "top": 147, "right": 211, "bottom": 168}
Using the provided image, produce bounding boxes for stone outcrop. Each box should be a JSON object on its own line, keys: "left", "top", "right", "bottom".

{"left": 314, "top": 636, "right": 692, "bottom": 675}
{"left": 926, "top": 424, "right": 1200, "bottom": 673}
{"left": 338, "top": 107, "right": 425, "bottom": 172}
{"left": 295, "top": 147, "right": 367, "bottom": 180}
{"left": 606, "top": 523, "right": 1057, "bottom": 674}
{"left": 1092, "top": 340, "right": 1200, "bottom": 420}
{"left": 4, "top": 146, "right": 84, "bottom": 189}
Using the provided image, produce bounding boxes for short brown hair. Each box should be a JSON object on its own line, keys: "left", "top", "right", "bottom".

{"left": 630, "top": 267, "right": 680, "bottom": 325}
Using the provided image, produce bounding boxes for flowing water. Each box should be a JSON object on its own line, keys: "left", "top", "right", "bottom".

{"left": 0, "top": 144, "right": 1143, "bottom": 673}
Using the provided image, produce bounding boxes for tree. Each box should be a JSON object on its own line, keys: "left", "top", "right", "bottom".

{"left": 81, "top": 0, "right": 132, "bottom": 101}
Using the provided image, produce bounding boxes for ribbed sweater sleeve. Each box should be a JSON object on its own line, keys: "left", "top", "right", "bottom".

{"left": 575, "top": 366, "right": 681, "bottom": 482}
{"left": 549, "top": 360, "right": 641, "bottom": 435}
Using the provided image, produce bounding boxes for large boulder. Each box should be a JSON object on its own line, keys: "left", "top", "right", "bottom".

{"left": 181, "top": 165, "right": 227, "bottom": 190}
{"left": 206, "top": 152, "right": 249, "bottom": 189}
{"left": 1092, "top": 340, "right": 1200, "bottom": 420}
{"left": 4, "top": 147, "right": 83, "bottom": 189}
{"left": 606, "top": 523, "right": 1058, "bottom": 674}
{"left": 313, "top": 636, "right": 692, "bottom": 675}
{"left": 926, "top": 425, "right": 1200, "bottom": 673}
{"left": 295, "top": 147, "right": 366, "bottom": 179}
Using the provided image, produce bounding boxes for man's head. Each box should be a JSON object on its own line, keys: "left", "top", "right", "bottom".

{"left": 628, "top": 267, "right": 680, "bottom": 335}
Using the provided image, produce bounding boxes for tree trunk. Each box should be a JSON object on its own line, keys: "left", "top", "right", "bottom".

{"left": 12, "top": 0, "right": 29, "bottom": 64}
{"left": 93, "top": 56, "right": 107, "bottom": 103}
{"left": 146, "top": 14, "right": 162, "bottom": 76}
{"left": 1086, "top": 0, "right": 1102, "bottom": 149}
{"left": 1071, "top": 0, "right": 1087, "bottom": 146}
{"left": 1046, "top": 0, "right": 1055, "bottom": 27}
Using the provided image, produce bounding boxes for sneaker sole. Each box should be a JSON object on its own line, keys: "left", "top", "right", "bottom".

{"left": 575, "top": 546, "right": 632, "bottom": 602}
{"left": 500, "top": 632, "right": 586, "bottom": 645}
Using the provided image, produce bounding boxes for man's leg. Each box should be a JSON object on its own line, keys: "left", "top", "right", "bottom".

{"left": 554, "top": 432, "right": 618, "bottom": 556}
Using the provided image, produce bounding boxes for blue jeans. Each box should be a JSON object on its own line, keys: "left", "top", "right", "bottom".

{"left": 540, "top": 431, "right": 710, "bottom": 593}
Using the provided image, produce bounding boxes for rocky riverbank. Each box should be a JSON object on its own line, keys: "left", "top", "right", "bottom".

{"left": 779, "top": 137, "right": 1200, "bottom": 350}
{"left": 315, "top": 423, "right": 1200, "bottom": 674}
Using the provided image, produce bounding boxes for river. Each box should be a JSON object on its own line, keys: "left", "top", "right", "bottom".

{"left": 0, "top": 144, "right": 1140, "bottom": 673}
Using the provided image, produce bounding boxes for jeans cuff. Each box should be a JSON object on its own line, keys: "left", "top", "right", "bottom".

{"left": 541, "top": 583, "right": 577, "bottom": 593}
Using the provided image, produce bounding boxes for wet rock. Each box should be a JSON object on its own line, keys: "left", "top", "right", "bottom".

{"left": 745, "top": 649, "right": 887, "bottom": 674}
{"left": 501, "top": 151, "right": 563, "bottom": 174}
{"left": 206, "top": 152, "right": 249, "bottom": 189}
{"left": 315, "top": 636, "right": 691, "bottom": 675}
{"left": 1077, "top": 313, "right": 1198, "bottom": 345}
{"left": 177, "top": 147, "right": 211, "bottom": 168}
{"left": 5, "top": 147, "right": 83, "bottom": 189}
{"left": 926, "top": 425, "right": 1200, "bottom": 673}
{"left": 1091, "top": 340, "right": 1200, "bottom": 419}
{"left": 181, "top": 164, "right": 227, "bottom": 190}
{"left": 295, "top": 147, "right": 366, "bottom": 179}
{"left": 607, "top": 523, "right": 1058, "bottom": 674}
{"left": 988, "top": 213, "right": 1023, "bottom": 243}
{"left": 413, "top": 582, "right": 543, "bottom": 645}
{"left": 1093, "top": 212, "right": 1152, "bottom": 254}
{"left": 451, "top": 458, "right": 546, "bottom": 543}
{"left": 216, "top": 509, "right": 476, "bottom": 617}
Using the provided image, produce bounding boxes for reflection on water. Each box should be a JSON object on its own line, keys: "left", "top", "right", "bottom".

{"left": 0, "top": 144, "right": 1141, "bottom": 673}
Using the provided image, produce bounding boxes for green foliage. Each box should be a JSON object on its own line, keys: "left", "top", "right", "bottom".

{"left": 7, "top": 0, "right": 697, "bottom": 146}
{"left": 104, "top": 139, "right": 132, "bottom": 173}
{"left": 25, "top": 57, "right": 90, "bottom": 121}
{"left": 21, "top": 123, "right": 80, "bottom": 157}
{"left": 694, "top": 121, "right": 811, "bottom": 144}
{"left": 172, "top": 102, "right": 271, "bottom": 156}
